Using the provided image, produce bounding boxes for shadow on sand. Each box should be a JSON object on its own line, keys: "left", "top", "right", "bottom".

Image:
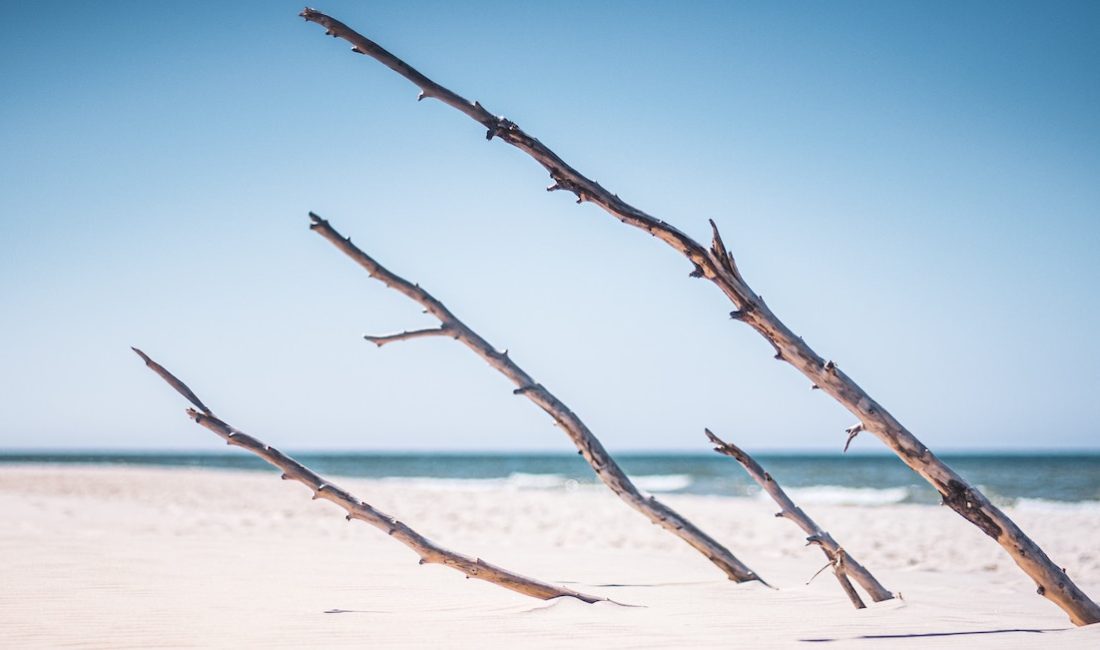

{"left": 800, "top": 627, "right": 1062, "bottom": 642}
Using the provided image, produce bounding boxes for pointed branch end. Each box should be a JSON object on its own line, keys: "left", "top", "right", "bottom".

{"left": 703, "top": 429, "right": 729, "bottom": 452}
{"left": 130, "top": 346, "right": 151, "bottom": 365}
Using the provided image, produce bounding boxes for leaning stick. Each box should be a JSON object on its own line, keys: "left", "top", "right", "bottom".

{"left": 131, "top": 348, "right": 607, "bottom": 604}
{"left": 299, "top": 8, "right": 1100, "bottom": 625}
{"left": 308, "top": 212, "right": 763, "bottom": 584}
{"left": 706, "top": 429, "right": 892, "bottom": 608}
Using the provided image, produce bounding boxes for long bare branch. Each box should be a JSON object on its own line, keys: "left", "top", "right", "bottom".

{"left": 706, "top": 429, "right": 892, "bottom": 607}
{"left": 132, "top": 347, "right": 607, "bottom": 604}
{"left": 299, "top": 8, "right": 1100, "bottom": 625}
{"left": 308, "top": 212, "right": 763, "bottom": 584}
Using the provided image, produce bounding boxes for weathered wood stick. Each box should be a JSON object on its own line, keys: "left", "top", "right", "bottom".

{"left": 308, "top": 212, "right": 763, "bottom": 584}
{"left": 299, "top": 8, "right": 1100, "bottom": 624}
{"left": 132, "top": 347, "right": 608, "bottom": 604}
{"left": 706, "top": 429, "right": 892, "bottom": 607}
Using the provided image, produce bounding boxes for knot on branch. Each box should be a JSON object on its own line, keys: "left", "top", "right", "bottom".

{"left": 485, "top": 116, "right": 518, "bottom": 141}
{"left": 546, "top": 170, "right": 589, "bottom": 204}
{"left": 938, "top": 479, "right": 1003, "bottom": 539}
{"left": 729, "top": 303, "right": 757, "bottom": 321}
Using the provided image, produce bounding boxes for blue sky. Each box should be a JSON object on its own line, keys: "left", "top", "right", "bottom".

{"left": 1, "top": 1, "right": 1098, "bottom": 452}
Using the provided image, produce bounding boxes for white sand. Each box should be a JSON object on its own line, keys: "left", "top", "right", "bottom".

{"left": 2, "top": 464, "right": 1098, "bottom": 648}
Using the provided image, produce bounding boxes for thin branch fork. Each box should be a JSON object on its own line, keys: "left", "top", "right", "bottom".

{"left": 706, "top": 429, "right": 892, "bottom": 608}
{"left": 131, "top": 347, "right": 607, "bottom": 604}
{"left": 308, "top": 212, "right": 764, "bottom": 584}
{"left": 364, "top": 326, "right": 451, "bottom": 347}
{"left": 299, "top": 8, "right": 1100, "bottom": 625}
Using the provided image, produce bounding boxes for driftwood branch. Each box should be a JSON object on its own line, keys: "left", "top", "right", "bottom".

{"left": 308, "top": 212, "right": 763, "bottom": 584}
{"left": 706, "top": 429, "right": 892, "bottom": 608}
{"left": 132, "top": 347, "right": 607, "bottom": 604}
{"left": 299, "top": 8, "right": 1100, "bottom": 624}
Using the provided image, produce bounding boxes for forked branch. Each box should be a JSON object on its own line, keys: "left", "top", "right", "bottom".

{"left": 706, "top": 429, "right": 892, "bottom": 607}
{"left": 308, "top": 212, "right": 764, "bottom": 584}
{"left": 132, "top": 347, "right": 607, "bottom": 604}
{"left": 300, "top": 8, "right": 1100, "bottom": 624}
{"left": 364, "top": 326, "right": 451, "bottom": 347}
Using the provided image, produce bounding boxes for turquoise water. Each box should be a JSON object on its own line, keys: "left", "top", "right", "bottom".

{"left": 3, "top": 451, "right": 1098, "bottom": 506}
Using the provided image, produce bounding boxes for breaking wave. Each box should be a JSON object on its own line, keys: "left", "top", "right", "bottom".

{"left": 776, "top": 485, "right": 911, "bottom": 506}
{"left": 376, "top": 472, "right": 693, "bottom": 493}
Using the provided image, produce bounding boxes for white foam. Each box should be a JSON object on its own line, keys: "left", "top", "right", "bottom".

{"left": 633, "top": 474, "right": 693, "bottom": 493}
{"left": 376, "top": 473, "right": 576, "bottom": 492}
{"left": 777, "top": 485, "right": 910, "bottom": 506}
{"left": 505, "top": 472, "right": 571, "bottom": 489}
{"left": 373, "top": 472, "right": 693, "bottom": 493}
{"left": 1010, "top": 498, "right": 1100, "bottom": 513}
{"left": 376, "top": 476, "right": 509, "bottom": 491}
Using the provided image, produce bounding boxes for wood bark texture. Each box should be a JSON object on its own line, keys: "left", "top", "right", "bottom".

{"left": 308, "top": 212, "right": 763, "bottom": 584}
{"left": 706, "top": 429, "right": 892, "bottom": 607}
{"left": 132, "top": 347, "right": 607, "bottom": 604}
{"left": 299, "top": 8, "right": 1100, "bottom": 625}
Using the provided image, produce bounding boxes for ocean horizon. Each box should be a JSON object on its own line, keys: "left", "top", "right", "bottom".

{"left": 4, "top": 450, "right": 1098, "bottom": 507}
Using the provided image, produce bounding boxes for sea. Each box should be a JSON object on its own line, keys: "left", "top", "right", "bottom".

{"left": 3, "top": 451, "right": 1098, "bottom": 509}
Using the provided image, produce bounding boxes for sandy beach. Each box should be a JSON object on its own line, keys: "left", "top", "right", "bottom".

{"left": 1, "top": 464, "right": 1098, "bottom": 648}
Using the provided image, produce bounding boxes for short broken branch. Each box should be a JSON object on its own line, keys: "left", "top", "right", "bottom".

{"left": 131, "top": 347, "right": 606, "bottom": 604}
{"left": 844, "top": 423, "right": 864, "bottom": 453}
{"left": 364, "top": 326, "right": 450, "bottom": 347}
{"left": 706, "top": 429, "right": 892, "bottom": 606}
{"left": 308, "top": 212, "right": 764, "bottom": 584}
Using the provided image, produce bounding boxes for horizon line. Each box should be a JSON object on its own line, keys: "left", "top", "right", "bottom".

{"left": 3, "top": 447, "right": 1099, "bottom": 457}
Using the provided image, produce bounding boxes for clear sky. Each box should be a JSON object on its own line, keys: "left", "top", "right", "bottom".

{"left": 1, "top": 1, "right": 1098, "bottom": 452}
